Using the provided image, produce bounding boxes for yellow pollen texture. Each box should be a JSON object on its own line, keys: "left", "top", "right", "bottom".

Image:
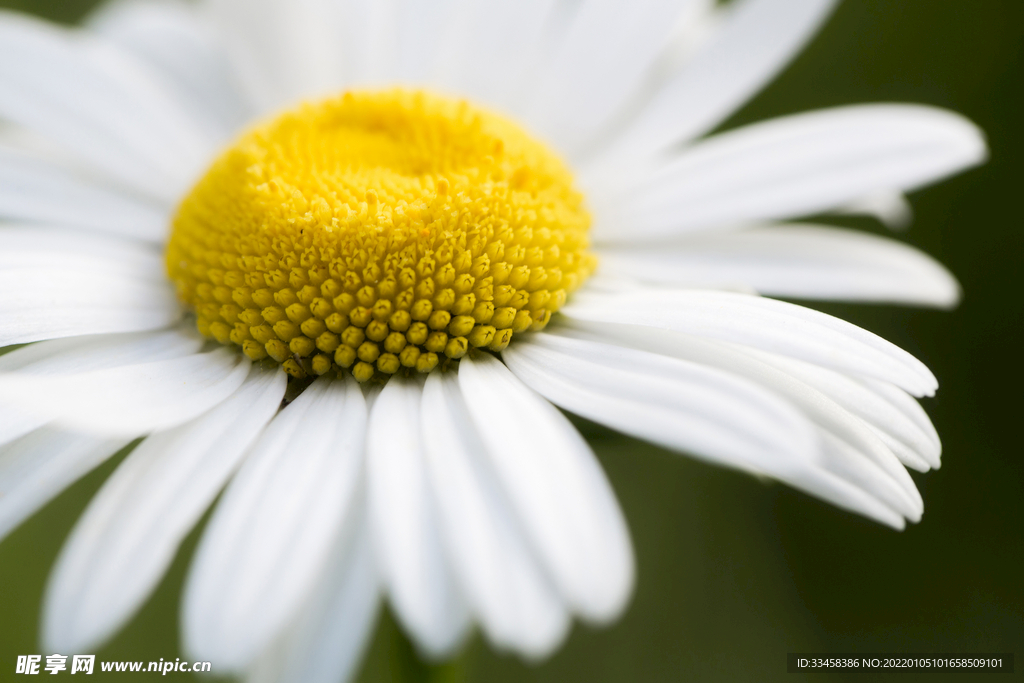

{"left": 167, "top": 89, "right": 595, "bottom": 381}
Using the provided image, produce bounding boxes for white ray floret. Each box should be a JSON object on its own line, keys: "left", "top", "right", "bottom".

{"left": 183, "top": 376, "right": 367, "bottom": 671}
{"left": 43, "top": 364, "right": 286, "bottom": 653}
{"left": 422, "top": 369, "right": 569, "bottom": 658}
{"left": 367, "top": 375, "right": 471, "bottom": 659}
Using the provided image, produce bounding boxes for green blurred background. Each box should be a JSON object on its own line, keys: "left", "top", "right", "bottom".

{"left": 0, "top": 0, "right": 1020, "bottom": 681}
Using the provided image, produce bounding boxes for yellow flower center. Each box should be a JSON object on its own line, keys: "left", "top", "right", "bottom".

{"left": 167, "top": 89, "right": 595, "bottom": 381}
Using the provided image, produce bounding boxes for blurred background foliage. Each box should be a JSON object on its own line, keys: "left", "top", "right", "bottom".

{"left": 0, "top": 0, "right": 1020, "bottom": 681}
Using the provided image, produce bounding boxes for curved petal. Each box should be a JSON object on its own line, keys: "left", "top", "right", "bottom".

{"left": 553, "top": 321, "right": 923, "bottom": 521}
{"left": 42, "top": 364, "right": 286, "bottom": 653}
{"left": 0, "top": 428, "right": 127, "bottom": 542}
{"left": 0, "top": 226, "right": 165, "bottom": 275}
{"left": 0, "top": 347, "right": 250, "bottom": 436}
{"left": 433, "top": 0, "right": 557, "bottom": 110}
{"left": 422, "top": 370, "right": 569, "bottom": 659}
{"left": 0, "top": 268, "right": 180, "bottom": 346}
{"left": 458, "top": 353, "right": 634, "bottom": 623}
{"left": 0, "top": 148, "right": 169, "bottom": 240}
{"left": 596, "top": 0, "right": 839, "bottom": 163}
{"left": 592, "top": 105, "right": 987, "bottom": 241}
{"left": 504, "top": 333, "right": 906, "bottom": 528}
{"left": 87, "top": 0, "right": 251, "bottom": 137}
{"left": 0, "top": 11, "right": 214, "bottom": 201}
{"left": 203, "top": 0, "right": 347, "bottom": 112}
{"left": 740, "top": 348, "right": 941, "bottom": 471}
{"left": 0, "top": 328, "right": 203, "bottom": 446}
{"left": 563, "top": 288, "right": 938, "bottom": 396}
{"left": 246, "top": 504, "right": 379, "bottom": 683}
{"left": 366, "top": 374, "right": 470, "bottom": 659}
{"left": 393, "top": 0, "right": 467, "bottom": 84}
{"left": 598, "top": 224, "right": 961, "bottom": 307}
{"left": 182, "top": 376, "right": 366, "bottom": 672}
{"left": 0, "top": 327, "right": 202, "bottom": 374}
{"left": 522, "top": 0, "right": 705, "bottom": 158}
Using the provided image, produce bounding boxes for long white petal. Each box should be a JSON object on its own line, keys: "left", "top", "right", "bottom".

{"left": 0, "top": 328, "right": 203, "bottom": 446}
{"left": 0, "top": 327, "right": 203, "bottom": 375}
{"left": 523, "top": 0, "right": 705, "bottom": 158}
{"left": 203, "top": 0, "right": 346, "bottom": 112}
{"left": 593, "top": 105, "right": 987, "bottom": 240}
{"left": 563, "top": 288, "right": 938, "bottom": 396}
{"left": 88, "top": 0, "right": 251, "bottom": 138}
{"left": 504, "top": 333, "right": 906, "bottom": 528}
{"left": 246, "top": 504, "right": 379, "bottom": 683}
{"left": 393, "top": 0, "right": 466, "bottom": 84}
{"left": 366, "top": 374, "right": 470, "bottom": 659}
{"left": 458, "top": 353, "right": 634, "bottom": 623}
{"left": 422, "top": 370, "right": 569, "bottom": 659}
{"left": 0, "top": 428, "right": 127, "bottom": 542}
{"left": 554, "top": 321, "right": 923, "bottom": 521}
{"left": 42, "top": 365, "right": 285, "bottom": 653}
{"left": 0, "top": 228, "right": 181, "bottom": 346}
{"left": 0, "top": 226, "right": 165, "bottom": 276}
{"left": 861, "top": 377, "right": 942, "bottom": 467}
{"left": 598, "top": 224, "right": 961, "bottom": 307}
{"left": 183, "top": 376, "right": 366, "bottom": 672}
{"left": 434, "top": 0, "right": 557, "bottom": 110}
{"left": 0, "top": 149, "right": 169, "bottom": 240}
{"left": 597, "top": 0, "right": 839, "bottom": 163}
{"left": 0, "top": 11, "right": 214, "bottom": 201}
{"left": 0, "top": 347, "right": 250, "bottom": 436}
{"left": 740, "top": 348, "right": 941, "bottom": 471}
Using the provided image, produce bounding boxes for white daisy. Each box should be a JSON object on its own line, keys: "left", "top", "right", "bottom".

{"left": 0, "top": 0, "right": 985, "bottom": 681}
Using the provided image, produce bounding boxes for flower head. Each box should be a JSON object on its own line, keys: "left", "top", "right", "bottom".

{"left": 0, "top": 0, "right": 985, "bottom": 681}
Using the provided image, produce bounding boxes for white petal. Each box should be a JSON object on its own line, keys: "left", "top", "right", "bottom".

{"left": 504, "top": 333, "right": 906, "bottom": 528}
{"left": 88, "top": 0, "right": 252, "bottom": 138}
{"left": 0, "top": 347, "right": 250, "bottom": 436}
{"left": 836, "top": 189, "right": 913, "bottom": 230}
{"left": 0, "top": 148, "right": 169, "bottom": 240}
{"left": 597, "top": 0, "right": 839, "bottom": 163}
{"left": 246, "top": 504, "right": 379, "bottom": 683}
{"left": 458, "top": 353, "right": 634, "bottom": 623}
{"left": 335, "top": 0, "right": 400, "bottom": 86}
{"left": 393, "top": 0, "right": 466, "bottom": 84}
{"left": 502, "top": 333, "right": 817, "bottom": 480}
{"left": 421, "top": 370, "right": 569, "bottom": 659}
{"left": 563, "top": 288, "right": 938, "bottom": 396}
{"left": 0, "top": 225, "right": 166, "bottom": 275}
{"left": 593, "top": 105, "right": 987, "bottom": 241}
{"left": 366, "top": 374, "right": 470, "bottom": 659}
{"left": 522, "top": 0, "right": 705, "bottom": 157}
{"left": 0, "top": 269, "right": 180, "bottom": 346}
{"left": 0, "top": 227, "right": 181, "bottom": 346}
{"left": 0, "top": 327, "right": 203, "bottom": 446}
{"left": 740, "top": 348, "right": 941, "bottom": 471}
{"left": 0, "top": 327, "right": 203, "bottom": 375}
{"left": 203, "top": 0, "right": 346, "bottom": 112}
{"left": 598, "top": 224, "right": 961, "bottom": 307}
{"left": 42, "top": 364, "right": 285, "bottom": 653}
{"left": 0, "top": 11, "right": 214, "bottom": 201}
{"left": 553, "top": 321, "right": 923, "bottom": 521}
{"left": 0, "top": 428, "right": 127, "bottom": 542}
{"left": 183, "top": 376, "right": 366, "bottom": 671}
{"left": 433, "top": 0, "right": 557, "bottom": 110}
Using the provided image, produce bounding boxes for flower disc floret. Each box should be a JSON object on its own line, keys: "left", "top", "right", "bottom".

{"left": 167, "top": 89, "right": 595, "bottom": 380}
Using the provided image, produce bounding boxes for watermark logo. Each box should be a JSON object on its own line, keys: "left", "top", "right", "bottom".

{"left": 15, "top": 654, "right": 209, "bottom": 675}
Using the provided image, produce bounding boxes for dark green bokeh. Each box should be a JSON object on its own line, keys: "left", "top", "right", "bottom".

{"left": 0, "top": 1, "right": 1020, "bottom": 681}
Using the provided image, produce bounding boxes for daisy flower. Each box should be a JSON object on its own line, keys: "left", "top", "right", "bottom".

{"left": 0, "top": 0, "right": 985, "bottom": 680}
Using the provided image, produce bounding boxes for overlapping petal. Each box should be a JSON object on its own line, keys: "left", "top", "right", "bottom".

{"left": 599, "top": 225, "right": 961, "bottom": 307}
{"left": 182, "top": 376, "right": 366, "bottom": 671}
{"left": 42, "top": 364, "right": 285, "bottom": 653}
